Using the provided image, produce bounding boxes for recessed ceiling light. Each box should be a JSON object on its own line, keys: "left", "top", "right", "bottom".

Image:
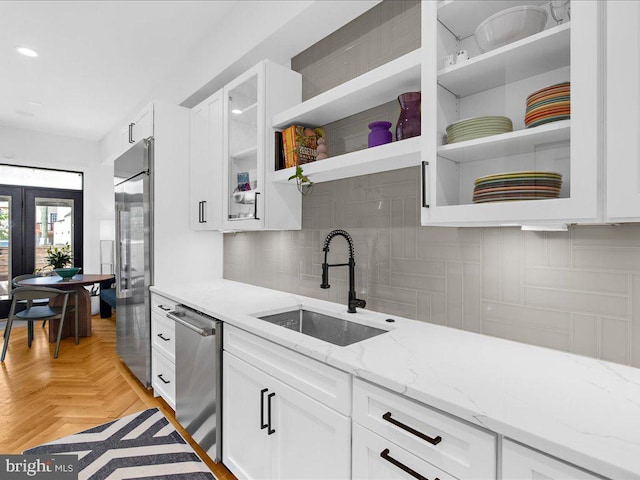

{"left": 231, "top": 108, "right": 242, "bottom": 115}
{"left": 16, "top": 47, "right": 38, "bottom": 57}
{"left": 27, "top": 100, "right": 42, "bottom": 107}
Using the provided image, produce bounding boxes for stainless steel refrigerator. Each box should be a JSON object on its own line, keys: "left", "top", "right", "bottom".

{"left": 114, "top": 138, "right": 153, "bottom": 387}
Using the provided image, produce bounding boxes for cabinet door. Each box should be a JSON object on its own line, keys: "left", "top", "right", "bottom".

{"left": 502, "top": 439, "right": 601, "bottom": 479}
{"left": 269, "top": 369, "right": 351, "bottom": 480}
{"left": 352, "top": 423, "right": 454, "bottom": 480}
{"left": 222, "top": 63, "right": 265, "bottom": 230}
{"left": 223, "top": 352, "right": 270, "bottom": 480}
{"left": 190, "top": 90, "right": 223, "bottom": 230}
{"left": 605, "top": 1, "right": 640, "bottom": 221}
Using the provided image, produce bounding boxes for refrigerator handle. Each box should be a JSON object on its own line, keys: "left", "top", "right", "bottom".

{"left": 115, "top": 207, "right": 131, "bottom": 299}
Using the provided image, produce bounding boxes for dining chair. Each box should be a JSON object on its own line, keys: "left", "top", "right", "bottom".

{"left": 1, "top": 287, "right": 78, "bottom": 361}
{"left": 11, "top": 274, "right": 50, "bottom": 328}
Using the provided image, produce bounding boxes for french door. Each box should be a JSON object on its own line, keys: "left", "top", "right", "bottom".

{"left": 0, "top": 185, "right": 83, "bottom": 317}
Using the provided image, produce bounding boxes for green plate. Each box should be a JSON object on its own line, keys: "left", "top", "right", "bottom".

{"left": 525, "top": 115, "right": 571, "bottom": 128}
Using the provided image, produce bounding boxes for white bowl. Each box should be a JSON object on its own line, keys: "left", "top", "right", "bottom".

{"left": 475, "top": 5, "right": 548, "bottom": 53}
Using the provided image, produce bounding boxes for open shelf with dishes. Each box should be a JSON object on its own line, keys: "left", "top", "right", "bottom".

{"left": 421, "top": 0, "right": 601, "bottom": 227}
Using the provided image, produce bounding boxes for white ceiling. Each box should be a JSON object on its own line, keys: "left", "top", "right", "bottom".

{"left": 0, "top": 1, "right": 235, "bottom": 141}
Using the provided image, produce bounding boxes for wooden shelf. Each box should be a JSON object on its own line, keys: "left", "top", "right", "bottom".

{"left": 438, "top": 23, "right": 570, "bottom": 97}
{"left": 271, "top": 136, "right": 421, "bottom": 184}
{"left": 438, "top": 119, "right": 570, "bottom": 163}
{"left": 272, "top": 49, "right": 421, "bottom": 128}
{"left": 437, "top": 0, "right": 547, "bottom": 39}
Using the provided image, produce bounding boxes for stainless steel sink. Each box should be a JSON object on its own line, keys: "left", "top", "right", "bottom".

{"left": 257, "top": 309, "right": 387, "bottom": 346}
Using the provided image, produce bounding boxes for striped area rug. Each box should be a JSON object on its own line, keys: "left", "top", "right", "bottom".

{"left": 24, "top": 408, "right": 216, "bottom": 480}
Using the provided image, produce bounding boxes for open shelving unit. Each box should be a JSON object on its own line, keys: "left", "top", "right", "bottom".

{"left": 421, "top": 1, "right": 601, "bottom": 227}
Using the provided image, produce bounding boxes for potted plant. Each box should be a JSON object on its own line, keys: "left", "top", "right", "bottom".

{"left": 36, "top": 243, "right": 80, "bottom": 279}
{"left": 288, "top": 165, "right": 314, "bottom": 195}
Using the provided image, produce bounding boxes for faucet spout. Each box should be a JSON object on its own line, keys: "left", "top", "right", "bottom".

{"left": 320, "top": 229, "right": 366, "bottom": 313}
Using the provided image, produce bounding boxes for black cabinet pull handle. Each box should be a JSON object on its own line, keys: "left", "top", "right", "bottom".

{"left": 157, "top": 374, "right": 170, "bottom": 385}
{"left": 260, "top": 388, "right": 268, "bottom": 430}
{"left": 202, "top": 200, "right": 207, "bottom": 223}
{"left": 129, "top": 122, "right": 135, "bottom": 144}
{"left": 198, "top": 201, "right": 203, "bottom": 223}
{"left": 158, "top": 305, "right": 171, "bottom": 311}
{"left": 380, "top": 449, "right": 435, "bottom": 480}
{"left": 254, "top": 192, "right": 261, "bottom": 220}
{"left": 157, "top": 333, "right": 170, "bottom": 342}
{"left": 383, "top": 412, "right": 442, "bottom": 445}
{"left": 421, "top": 161, "right": 429, "bottom": 208}
{"left": 267, "top": 392, "right": 275, "bottom": 435}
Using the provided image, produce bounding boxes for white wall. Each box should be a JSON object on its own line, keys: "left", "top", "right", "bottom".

{"left": 0, "top": 125, "right": 111, "bottom": 274}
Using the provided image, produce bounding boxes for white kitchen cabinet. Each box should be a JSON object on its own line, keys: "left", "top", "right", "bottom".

{"left": 421, "top": 0, "right": 602, "bottom": 227}
{"left": 190, "top": 89, "right": 223, "bottom": 230}
{"left": 223, "top": 351, "right": 351, "bottom": 480}
{"left": 605, "top": 0, "right": 640, "bottom": 222}
{"left": 353, "top": 423, "right": 454, "bottom": 480}
{"left": 222, "top": 60, "right": 302, "bottom": 231}
{"left": 120, "top": 103, "right": 154, "bottom": 155}
{"left": 502, "top": 439, "right": 601, "bottom": 479}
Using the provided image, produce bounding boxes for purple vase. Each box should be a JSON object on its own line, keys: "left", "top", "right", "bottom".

{"left": 368, "top": 121, "right": 393, "bottom": 148}
{"left": 396, "top": 92, "right": 421, "bottom": 140}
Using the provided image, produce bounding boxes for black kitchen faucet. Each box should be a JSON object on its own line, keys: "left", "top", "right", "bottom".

{"left": 320, "top": 229, "right": 366, "bottom": 313}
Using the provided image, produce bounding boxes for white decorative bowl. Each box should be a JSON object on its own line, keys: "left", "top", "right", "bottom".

{"left": 475, "top": 5, "right": 548, "bottom": 53}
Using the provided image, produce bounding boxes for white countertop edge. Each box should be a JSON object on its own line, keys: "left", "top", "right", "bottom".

{"left": 150, "top": 280, "right": 640, "bottom": 479}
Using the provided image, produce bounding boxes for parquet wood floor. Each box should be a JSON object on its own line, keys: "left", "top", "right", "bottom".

{"left": 0, "top": 313, "right": 235, "bottom": 480}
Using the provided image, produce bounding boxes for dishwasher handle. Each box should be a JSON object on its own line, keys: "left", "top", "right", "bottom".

{"left": 167, "top": 312, "right": 216, "bottom": 337}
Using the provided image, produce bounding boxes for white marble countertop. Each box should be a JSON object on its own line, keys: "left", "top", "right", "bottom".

{"left": 151, "top": 280, "right": 640, "bottom": 479}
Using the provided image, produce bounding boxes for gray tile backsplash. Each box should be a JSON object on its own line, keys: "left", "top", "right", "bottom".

{"left": 224, "top": 167, "right": 640, "bottom": 368}
{"left": 224, "top": 0, "right": 636, "bottom": 368}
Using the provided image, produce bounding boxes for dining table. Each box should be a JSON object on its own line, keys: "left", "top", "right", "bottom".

{"left": 17, "top": 273, "right": 115, "bottom": 343}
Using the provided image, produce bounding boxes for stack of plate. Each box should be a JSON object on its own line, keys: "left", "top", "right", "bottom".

{"left": 525, "top": 82, "right": 570, "bottom": 128}
{"left": 473, "top": 171, "right": 562, "bottom": 203}
{"left": 446, "top": 116, "right": 513, "bottom": 144}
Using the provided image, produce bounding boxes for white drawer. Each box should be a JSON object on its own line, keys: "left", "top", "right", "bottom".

{"left": 151, "top": 311, "right": 175, "bottom": 361}
{"left": 353, "top": 423, "right": 455, "bottom": 480}
{"left": 152, "top": 347, "right": 175, "bottom": 410}
{"left": 502, "top": 439, "right": 601, "bottom": 480}
{"left": 224, "top": 324, "right": 351, "bottom": 415}
{"left": 151, "top": 292, "right": 177, "bottom": 316}
{"left": 353, "top": 378, "right": 496, "bottom": 480}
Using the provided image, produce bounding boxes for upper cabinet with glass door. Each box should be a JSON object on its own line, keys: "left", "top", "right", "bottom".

{"left": 222, "top": 61, "right": 302, "bottom": 231}
{"left": 421, "top": 0, "right": 601, "bottom": 227}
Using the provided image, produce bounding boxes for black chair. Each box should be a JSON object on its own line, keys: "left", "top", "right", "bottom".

{"left": 1, "top": 287, "right": 78, "bottom": 361}
{"left": 11, "top": 274, "right": 51, "bottom": 327}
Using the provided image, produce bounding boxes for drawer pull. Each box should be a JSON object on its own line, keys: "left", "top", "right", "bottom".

{"left": 260, "top": 388, "right": 268, "bottom": 430}
{"left": 157, "top": 333, "right": 171, "bottom": 342}
{"left": 383, "top": 412, "right": 442, "bottom": 445}
{"left": 157, "top": 374, "right": 170, "bottom": 385}
{"left": 158, "top": 305, "right": 171, "bottom": 311}
{"left": 380, "top": 449, "right": 436, "bottom": 480}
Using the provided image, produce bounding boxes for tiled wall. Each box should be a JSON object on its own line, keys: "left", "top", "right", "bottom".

{"left": 225, "top": 168, "right": 640, "bottom": 368}
{"left": 225, "top": 0, "right": 637, "bottom": 368}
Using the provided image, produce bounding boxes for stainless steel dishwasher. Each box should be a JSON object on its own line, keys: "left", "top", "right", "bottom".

{"left": 166, "top": 304, "right": 222, "bottom": 462}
